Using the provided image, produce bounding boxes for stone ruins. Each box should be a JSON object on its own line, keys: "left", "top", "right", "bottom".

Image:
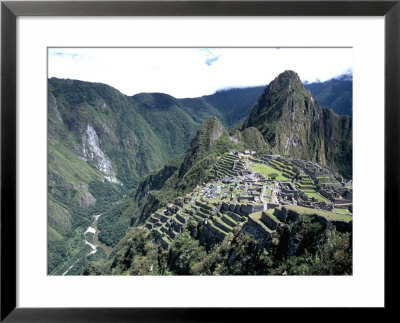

{"left": 143, "top": 150, "right": 353, "bottom": 250}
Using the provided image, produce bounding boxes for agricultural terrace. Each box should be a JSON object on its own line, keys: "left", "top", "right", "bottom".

{"left": 295, "top": 175, "right": 331, "bottom": 204}
{"left": 316, "top": 176, "right": 341, "bottom": 186}
{"left": 284, "top": 205, "right": 352, "bottom": 222}
{"left": 267, "top": 160, "right": 298, "bottom": 179}
{"left": 334, "top": 207, "right": 352, "bottom": 215}
{"left": 303, "top": 191, "right": 331, "bottom": 204}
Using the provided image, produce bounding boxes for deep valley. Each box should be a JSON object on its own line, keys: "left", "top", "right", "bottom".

{"left": 48, "top": 70, "right": 353, "bottom": 276}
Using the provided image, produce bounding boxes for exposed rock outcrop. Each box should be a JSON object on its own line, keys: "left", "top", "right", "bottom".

{"left": 82, "top": 124, "right": 119, "bottom": 183}
{"left": 74, "top": 190, "right": 97, "bottom": 208}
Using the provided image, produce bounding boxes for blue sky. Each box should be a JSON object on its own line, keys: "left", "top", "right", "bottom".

{"left": 48, "top": 47, "right": 352, "bottom": 98}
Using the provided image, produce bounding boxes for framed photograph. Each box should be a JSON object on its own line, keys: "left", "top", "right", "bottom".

{"left": 1, "top": 0, "right": 399, "bottom": 321}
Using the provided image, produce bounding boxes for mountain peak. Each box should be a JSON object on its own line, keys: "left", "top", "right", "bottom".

{"left": 188, "top": 116, "right": 227, "bottom": 151}
{"left": 242, "top": 70, "right": 309, "bottom": 131}
{"left": 131, "top": 92, "right": 178, "bottom": 109}
{"left": 242, "top": 70, "right": 352, "bottom": 177}
{"left": 268, "top": 70, "right": 304, "bottom": 92}
{"left": 178, "top": 117, "right": 228, "bottom": 177}
{"left": 202, "top": 115, "right": 220, "bottom": 126}
{"left": 278, "top": 70, "right": 301, "bottom": 79}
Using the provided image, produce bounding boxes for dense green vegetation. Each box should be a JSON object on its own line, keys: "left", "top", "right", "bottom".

{"left": 48, "top": 78, "right": 265, "bottom": 197}
{"left": 178, "top": 117, "right": 229, "bottom": 176}
{"left": 272, "top": 217, "right": 352, "bottom": 275}
{"left": 334, "top": 138, "right": 353, "bottom": 179}
{"left": 97, "top": 200, "right": 132, "bottom": 247}
{"left": 48, "top": 138, "right": 128, "bottom": 274}
{"left": 84, "top": 214, "right": 352, "bottom": 276}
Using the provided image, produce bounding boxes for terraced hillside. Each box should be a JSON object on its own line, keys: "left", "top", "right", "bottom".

{"left": 144, "top": 182, "right": 255, "bottom": 250}
{"left": 294, "top": 175, "right": 330, "bottom": 204}
{"left": 140, "top": 167, "right": 352, "bottom": 252}
{"left": 83, "top": 149, "right": 352, "bottom": 276}
{"left": 248, "top": 154, "right": 352, "bottom": 212}
{"left": 212, "top": 153, "right": 245, "bottom": 180}
{"left": 268, "top": 159, "right": 297, "bottom": 180}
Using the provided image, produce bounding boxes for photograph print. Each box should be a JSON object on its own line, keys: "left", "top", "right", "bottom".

{"left": 47, "top": 47, "right": 353, "bottom": 276}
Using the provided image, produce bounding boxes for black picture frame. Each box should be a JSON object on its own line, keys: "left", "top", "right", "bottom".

{"left": 1, "top": 1, "right": 399, "bottom": 321}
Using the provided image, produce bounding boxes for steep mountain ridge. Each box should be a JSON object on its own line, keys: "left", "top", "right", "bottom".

{"left": 242, "top": 70, "right": 352, "bottom": 178}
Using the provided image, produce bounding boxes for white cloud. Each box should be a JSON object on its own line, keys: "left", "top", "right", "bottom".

{"left": 48, "top": 47, "right": 352, "bottom": 98}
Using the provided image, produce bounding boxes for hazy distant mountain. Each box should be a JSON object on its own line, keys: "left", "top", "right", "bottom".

{"left": 304, "top": 74, "right": 352, "bottom": 116}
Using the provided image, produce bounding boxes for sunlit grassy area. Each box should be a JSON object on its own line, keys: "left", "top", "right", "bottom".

{"left": 251, "top": 211, "right": 263, "bottom": 220}
{"left": 250, "top": 163, "right": 289, "bottom": 181}
{"left": 334, "top": 207, "right": 351, "bottom": 215}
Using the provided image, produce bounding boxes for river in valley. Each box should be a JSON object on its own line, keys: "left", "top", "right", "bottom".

{"left": 62, "top": 213, "right": 112, "bottom": 276}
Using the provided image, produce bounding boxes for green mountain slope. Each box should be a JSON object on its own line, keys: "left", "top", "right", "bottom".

{"left": 242, "top": 70, "right": 352, "bottom": 178}
{"left": 98, "top": 116, "right": 258, "bottom": 244}
{"left": 48, "top": 78, "right": 265, "bottom": 197}
{"left": 47, "top": 78, "right": 264, "bottom": 274}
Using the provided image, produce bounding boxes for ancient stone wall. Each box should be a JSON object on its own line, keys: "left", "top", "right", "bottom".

{"left": 241, "top": 216, "right": 272, "bottom": 245}
{"left": 198, "top": 222, "right": 227, "bottom": 247}
{"left": 261, "top": 212, "right": 278, "bottom": 230}
{"left": 240, "top": 203, "right": 264, "bottom": 215}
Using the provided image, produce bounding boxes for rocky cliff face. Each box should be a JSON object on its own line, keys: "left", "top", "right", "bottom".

{"left": 82, "top": 124, "right": 119, "bottom": 183}
{"left": 73, "top": 190, "right": 97, "bottom": 208}
{"left": 243, "top": 70, "right": 352, "bottom": 178}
